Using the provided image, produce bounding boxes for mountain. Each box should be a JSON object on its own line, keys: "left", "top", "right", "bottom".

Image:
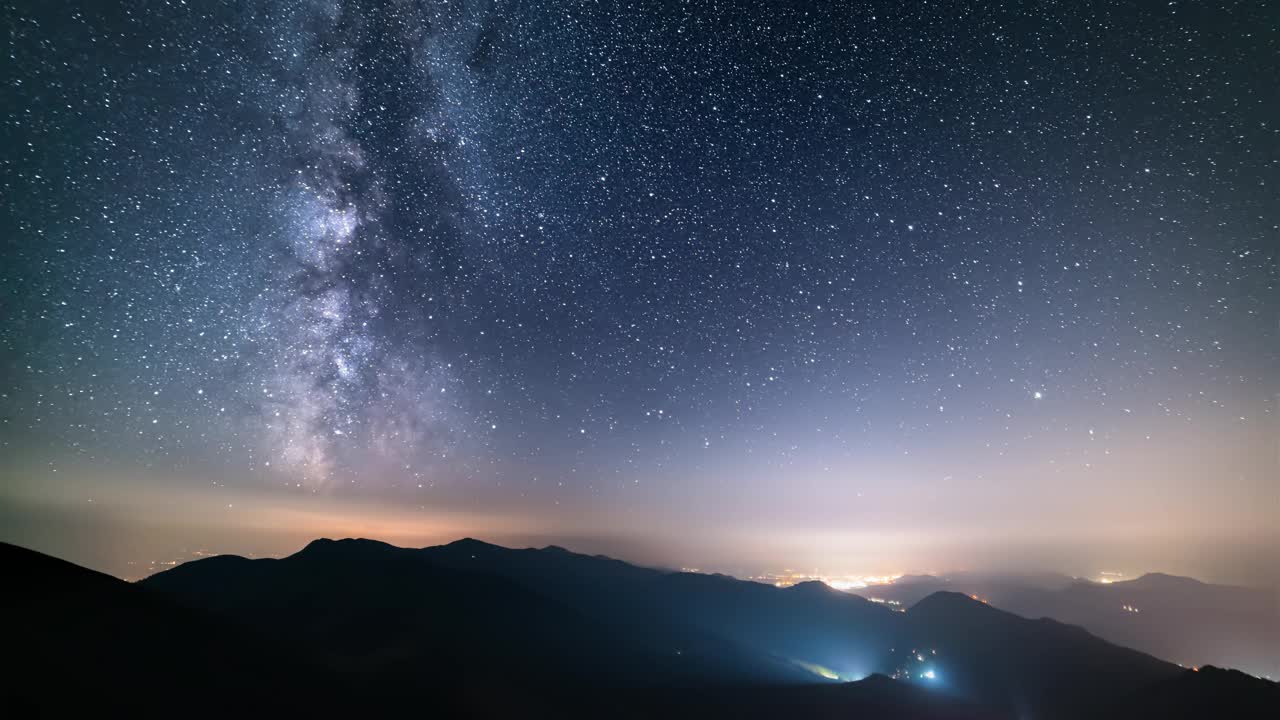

{"left": 141, "top": 536, "right": 1275, "bottom": 717}
{"left": 1110, "top": 665, "right": 1280, "bottom": 717}
{"left": 902, "top": 591, "right": 1180, "bottom": 716}
{"left": 608, "top": 673, "right": 993, "bottom": 719}
{"left": 5, "top": 538, "right": 1277, "bottom": 718}
{"left": 411, "top": 538, "right": 903, "bottom": 681}
{"left": 1, "top": 541, "right": 317, "bottom": 715}
{"left": 855, "top": 570, "right": 1279, "bottom": 678}
{"left": 142, "top": 536, "right": 805, "bottom": 691}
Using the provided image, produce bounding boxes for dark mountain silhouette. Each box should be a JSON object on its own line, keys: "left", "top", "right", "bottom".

{"left": 902, "top": 591, "right": 1183, "bottom": 716}
{"left": 2, "top": 541, "right": 317, "bottom": 715}
{"left": 855, "top": 570, "right": 1279, "bottom": 678}
{"left": 607, "top": 673, "right": 994, "bottom": 720}
{"left": 142, "top": 536, "right": 805, "bottom": 689}
{"left": 5, "top": 539, "right": 1276, "bottom": 718}
{"left": 1109, "top": 665, "right": 1280, "bottom": 717}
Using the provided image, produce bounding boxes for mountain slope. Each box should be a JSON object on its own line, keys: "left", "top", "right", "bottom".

{"left": 1, "top": 541, "right": 312, "bottom": 715}
{"left": 144, "top": 536, "right": 1231, "bottom": 718}
{"left": 856, "top": 570, "right": 1279, "bottom": 677}
{"left": 10, "top": 537, "right": 1276, "bottom": 719}
{"left": 902, "top": 591, "right": 1181, "bottom": 717}
{"left": 143, "top": 537, "right": 809, "bottom": 690}
{"left": 1110, "top": 666, "right": 1280, "bottom": 718}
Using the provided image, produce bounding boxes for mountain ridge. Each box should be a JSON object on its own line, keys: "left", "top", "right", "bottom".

{"left": 6, "top": 538, "right": 1276, "bottom": 718}
{"left": 855, "top": 567, "right": 1278, "bottom": 678}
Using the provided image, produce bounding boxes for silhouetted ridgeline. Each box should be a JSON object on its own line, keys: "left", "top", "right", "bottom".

{"left": 4, "top": 539, "right": 1276, "bottom": 718}
{"left": 852, "top": 569, "right": 1279, "bottom": 678}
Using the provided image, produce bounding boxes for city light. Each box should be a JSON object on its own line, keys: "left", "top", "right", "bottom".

{"left": 757, "top": 571, "right": 904, "bottom": 590}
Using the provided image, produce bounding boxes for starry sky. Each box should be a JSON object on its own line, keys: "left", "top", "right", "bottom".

{"left": 2, "top": 0, "right": 1277, "bottom": 584}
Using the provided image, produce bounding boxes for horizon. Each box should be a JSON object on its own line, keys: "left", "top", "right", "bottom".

{"left": 8, "top": 525, "right": 1275, "bottom": 593}
{"left": 8, "top": 531, "right": 1269, "bottom": 606}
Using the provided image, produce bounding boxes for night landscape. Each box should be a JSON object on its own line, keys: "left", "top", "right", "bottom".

{"left": 2, "top": 0, "right": 1277, "bottom": 717}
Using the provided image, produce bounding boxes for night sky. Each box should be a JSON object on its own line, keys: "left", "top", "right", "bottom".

{"left": 2, "top": 0, "right": 1276, "bottom": 584}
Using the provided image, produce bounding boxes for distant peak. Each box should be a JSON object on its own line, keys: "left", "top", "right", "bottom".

{"left": 896, "top": 574, "right": 942, "bottom": 584}
{"left": 788, "top": 580, "right": 834, "bottom": 594}
{"left": 909, "top": 590, "right": 992, "bottom": 615}
{"left": 444, "top": 537, "right": 502, "bottom": 551}
{"left": 296, "top": 537, "right": 392, "bottom": 556}
{"left": 541, "top": 544, "right": 571, "bottom": 553}
{"left": 1132, "top": 571, "right": 1203, "bottom": 585}
{"left": 854, "top": 672, "right": 897, "bottom": 687}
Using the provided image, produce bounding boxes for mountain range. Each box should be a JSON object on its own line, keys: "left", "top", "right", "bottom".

{"left": 5, "top": 538, "right": 1276, "bottom": 718}
{"left": 852, "top": 569, "right": 1279, "bottom": 679}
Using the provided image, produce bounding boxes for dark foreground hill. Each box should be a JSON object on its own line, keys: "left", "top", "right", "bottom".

{"left": 4, "top": 539, "right": 1277, "bottom": 718}
{"left": 2, "top": 541, "right": 311, "bottom": 715}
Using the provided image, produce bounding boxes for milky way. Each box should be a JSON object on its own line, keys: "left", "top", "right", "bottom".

{"left": 250, "top": 0, "right": 468, "bottom": 488}
{"left": 1, "top": 0, "right": 1276, "bottom": 580}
